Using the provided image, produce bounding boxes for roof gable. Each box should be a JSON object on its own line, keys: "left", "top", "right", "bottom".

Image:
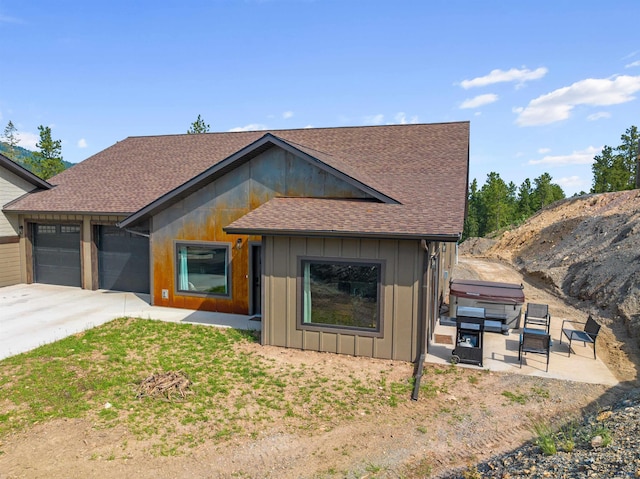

{"left": 119, "top": 133, "right": 399, "bottom": 228}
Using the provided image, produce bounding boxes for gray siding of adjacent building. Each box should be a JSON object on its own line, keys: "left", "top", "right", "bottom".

{"left": 262, "top": 236, "right": 424, "bottom": 362}
{"left": 0, "top": 166, "right": 39, "bottom": 287}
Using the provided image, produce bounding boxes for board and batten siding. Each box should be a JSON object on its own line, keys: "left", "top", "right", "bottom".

{"left": 263, "top": 236, "right": 423, "bottom": 362}
{"left": 0, "top": 165, "right": 41, "bottom": 286}
{"left": 0, "top": 242, "right": 20, "bottom": 287}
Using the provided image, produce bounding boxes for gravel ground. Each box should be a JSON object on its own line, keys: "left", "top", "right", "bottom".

{"left": 441, "top": 388, "right": 640, "bottom": 479}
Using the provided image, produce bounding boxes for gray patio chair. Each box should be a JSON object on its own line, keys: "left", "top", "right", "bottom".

{"left": 524, "top": 303, "right": 551, "bottom": 333}
{"left": 560, "top": 315, "right": 601, "bottom": 359}
{"left": 519, "top": 331, "right": 551, "bottom": 372}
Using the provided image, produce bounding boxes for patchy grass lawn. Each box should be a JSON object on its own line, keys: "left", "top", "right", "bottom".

{"left": 0, "top": 317, "right": 453, "bottom": 456}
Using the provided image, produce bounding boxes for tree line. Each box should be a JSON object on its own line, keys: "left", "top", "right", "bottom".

{"left": 591, "top": 126, "right": 639, "bottom": 193}
{"left": 463, "top": 172, "right": 565, "bottom": 240}
{"left": 464, "top": 124, "right": 639, "bottom": 240}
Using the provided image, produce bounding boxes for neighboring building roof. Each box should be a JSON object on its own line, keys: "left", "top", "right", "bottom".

{"left": 5, "top": 122, "right": 470, "bottom": 238}
{"left": 0, "top": 153, "right": 52, "bottom": 190}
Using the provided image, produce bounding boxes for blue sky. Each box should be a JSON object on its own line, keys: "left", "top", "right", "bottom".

{"left": 1, "top": 0, "right": 639, "bottom": 196}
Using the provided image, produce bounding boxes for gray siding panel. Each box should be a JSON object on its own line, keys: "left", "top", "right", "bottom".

{"left": 263, "top": 236, "right": 423, "bottom": 361}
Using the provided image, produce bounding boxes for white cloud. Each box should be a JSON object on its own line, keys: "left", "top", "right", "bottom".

{"left": 460, "top": 67, "right": 547, "bottom": 89}
{"left": 625, "top": 60, "right": 640, "bottom": 69}
{"left": 528, "top": 146, "right": 600, "bottom": 166}
{"left": 228, "top": 123, "right": 268, "bottom": 132}
{"left": 363, "top": 114, "right": 384, "bottom": 125}
{"left": 515, "top": 75, "right": 640, "bottom": 126}
{"left": 586, "top": 111, "right": 611, "bottom": 121}
{"left": 77, "top": 138, "right": 87, "bottom": 148}
{"left": 303, "top": 124, "right": 313, "bottom": 129}
{"left": 556, "top": 175, "right": 590, "bottom": 193}
{"left": 393, "top": 112, "right": 419, "bottom": 124}
{"left": 460, "top": 93, "right": 498, "bottom": 109}
{"left": 16, "top": 131, "right": 39, "bottom": 150}
{"left": 282, "top": 110, "right": 294, "bottom": 119}
{"left": 538, "top": 148, "right": 551, "bottom": 154}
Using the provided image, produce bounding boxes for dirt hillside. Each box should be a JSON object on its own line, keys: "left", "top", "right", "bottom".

{"left": 461, "top": 189, "right": 640, "bottom": 375}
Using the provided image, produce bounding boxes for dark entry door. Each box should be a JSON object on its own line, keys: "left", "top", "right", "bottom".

{"left": 33, "top": 223, "right": 81, "bottom": 287}
{"left": 98, "top": 225, "right": 150, "bottom": 294}
{"left": 250, "top": 244, "right": 262, "bottom": 316}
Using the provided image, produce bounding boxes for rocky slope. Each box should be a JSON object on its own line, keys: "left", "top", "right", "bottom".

{"left": 462, "top": 190, "right": 640, "bottom": 353}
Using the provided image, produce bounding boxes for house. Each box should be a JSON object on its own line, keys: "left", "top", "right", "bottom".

{"left": 0, "top": 153, "right": 51, "bottom": 287}
{"left": 3, "top": 122, "right": 470, "bottom": 362}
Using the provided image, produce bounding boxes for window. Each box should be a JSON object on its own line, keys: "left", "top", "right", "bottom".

{"left": 176, "top": 243, "right": 230, "bottom": 296}
{"left": 61, "top": 225, "right": 80, "bottom": 234}
{"left": 37, "top": 225, "right": 56, "bottom": 234}
{"left": 300, "top": 259, "right": 382, "bottom": 334}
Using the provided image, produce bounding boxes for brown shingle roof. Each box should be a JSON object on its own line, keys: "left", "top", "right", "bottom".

{"left": 225, "top": 197, "right": 465, "bottom": 239}
{"left": 5, "top": 122, "right": 469, "bottom": 236}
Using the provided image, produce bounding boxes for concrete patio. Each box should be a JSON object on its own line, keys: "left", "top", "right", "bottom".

{"left": 427, "top": 314, "right": 618, "bottom": 386}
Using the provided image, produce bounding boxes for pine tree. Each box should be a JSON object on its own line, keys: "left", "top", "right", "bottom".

{"left": 591, "top": 126, "right": 638, "bottom": 193}
{"left": 187, "top": 115, "right": 210, "bottom": 134}
{"left": 30, "top": 125, "right": 65, "bottom": 180}
{"left": 2, "top": 120, "right": 20, "bottom": 159}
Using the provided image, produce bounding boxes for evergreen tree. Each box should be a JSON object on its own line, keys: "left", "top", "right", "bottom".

{"left": 591, "top": 125, "right": 638, "bottom": 193}
{"left": 517, "top": 178, "right": 534, "bottom": 219}
{"left": 479, "top": 172, "right": 510, "bottom": 233}
{"left": 532, "top": 173, "right": 565, "bottom": 210}
{"left": 30, "top": 125, "right": 65, "bottom": 180}
{"left": 2, "top": 120, "right": 19, "bottom": 159}
{"left": 462, "top": 179, "right": 480, "bottom": 239}
{"left": 187, "top": 114, "right": 210, "bottom": 134}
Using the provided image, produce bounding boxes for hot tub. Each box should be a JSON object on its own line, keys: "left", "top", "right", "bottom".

{"left": 449, "top": 279, "right": 525, "bottom": 330}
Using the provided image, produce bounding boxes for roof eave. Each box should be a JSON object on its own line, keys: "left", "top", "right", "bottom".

{"left": 224, "top": 226, "right": 461, "bottom": 242}
{"left": 2, "top": 207, "right": 133, "bottom": 217}
{"left": 0, "top": 154, "right": 52, "bottom": 190}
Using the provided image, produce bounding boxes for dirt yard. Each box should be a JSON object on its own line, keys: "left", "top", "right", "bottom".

{"left": 1, "top": 257, "right": 636, "bottom": 479}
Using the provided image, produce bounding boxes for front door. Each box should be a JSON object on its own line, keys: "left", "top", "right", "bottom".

{"left": 250, "top": 244, "right": 262, "bottom": 316}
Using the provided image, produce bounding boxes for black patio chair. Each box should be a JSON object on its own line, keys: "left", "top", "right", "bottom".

{"left": 560, "top": 315, "right": 601, "bottom": 359}
{"left": 524, "top": 303, "right": 551, "bottom": 333}
{"left": 519, "top": 331, "right": 551, "bottom": 372}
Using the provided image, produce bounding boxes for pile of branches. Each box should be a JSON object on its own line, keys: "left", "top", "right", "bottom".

{"left": 136, "top": 371, "right": 193, "bottom": 400}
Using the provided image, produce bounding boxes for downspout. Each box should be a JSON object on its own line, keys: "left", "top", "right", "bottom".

{"left": 412, "top": 239, "right": 431, "bottom": 401}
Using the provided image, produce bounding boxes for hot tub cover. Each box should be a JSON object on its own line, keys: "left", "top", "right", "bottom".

{"left": 449, "top": 279, "right": 524, "bottom": 304}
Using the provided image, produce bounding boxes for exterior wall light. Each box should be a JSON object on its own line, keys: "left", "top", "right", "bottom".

{"left": 236, "top": 238, "right": 243, "bottom": 250}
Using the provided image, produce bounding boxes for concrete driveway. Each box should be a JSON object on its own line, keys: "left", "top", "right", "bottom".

{"left": 0, "top": 284, "right": 260, "bottom": 361}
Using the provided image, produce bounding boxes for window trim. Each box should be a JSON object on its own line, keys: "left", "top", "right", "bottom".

{"left": 174, "top": 241, "right": 232, "bottom": 298}
{"left": 296, "top": 256, "right": 385, "bottom": 338}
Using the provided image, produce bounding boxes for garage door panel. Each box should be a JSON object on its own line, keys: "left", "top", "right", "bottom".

{"left": 98, "top": 226, "right": 149, "bottom": 294}
{"left": 33, "top": 224, "right": 81, "bottom": 287}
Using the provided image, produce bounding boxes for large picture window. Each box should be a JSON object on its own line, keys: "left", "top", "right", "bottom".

{"left": 176, "top": 242, "right": 230, "bottom": 296}
{"left": 300, "top": 259, "right": 382, "bottom": 334}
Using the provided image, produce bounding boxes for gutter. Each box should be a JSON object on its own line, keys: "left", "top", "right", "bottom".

{"left": 121, "top": 227, "right": 150, "bottom": 238}
{"left": 412, "top": 239, "right": 431, "bottom": 401}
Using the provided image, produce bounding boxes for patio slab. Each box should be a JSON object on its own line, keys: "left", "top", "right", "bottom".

{"left": 428, "top": 315, "right": 618, "bottom": 386}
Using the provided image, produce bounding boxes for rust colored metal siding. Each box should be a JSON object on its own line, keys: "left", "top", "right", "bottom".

{"left": 262, "top": 236, "right": 423, "bottom": 362}
{"left": 151, "top": 146, "right": 372, "bottom": 314}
